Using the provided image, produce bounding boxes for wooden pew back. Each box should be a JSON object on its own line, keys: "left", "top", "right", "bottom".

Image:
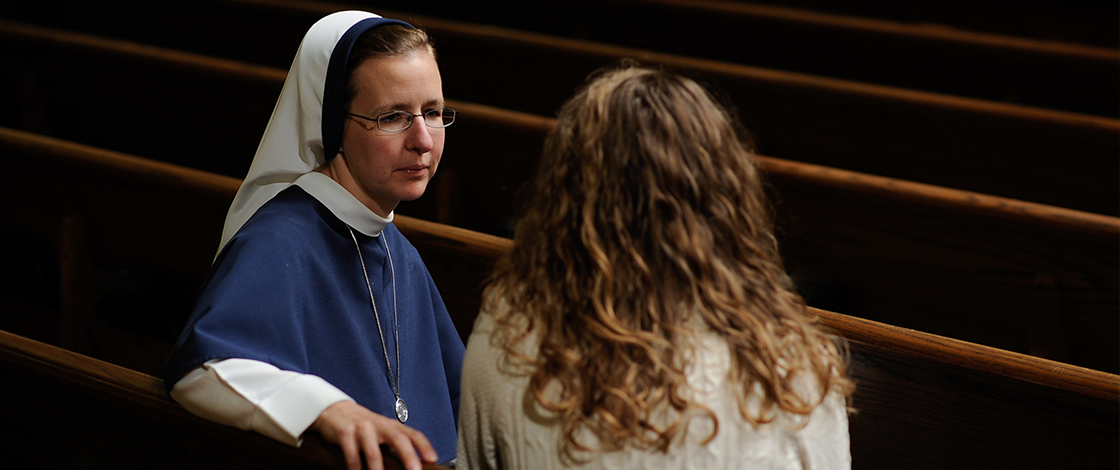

{"left": 303, "top": 0, "right": 1120, "bottom": 116}
{"left": 0, "top": 128, "right": 1115, "bottom": 470}
{"left": 0, "top": 126, "right": 504, "bottom": 369}
{"left": 2, "top": 2, "right": 1117, "bottom": 216}
{"left": 718, "top": 0, "right": 1119, "bottom": 47}
{"left": 0, "top": 20, "right": 550, "bottom": 232}
{"left": 5, "top": 34, "right": 1118, "bottom": 370}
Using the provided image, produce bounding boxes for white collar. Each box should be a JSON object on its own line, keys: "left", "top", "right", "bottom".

{"left": 294, "top": 172, "right": 391, "bottom": 237}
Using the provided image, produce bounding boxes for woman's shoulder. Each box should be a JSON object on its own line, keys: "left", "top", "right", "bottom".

{"left": 463, "top": 296, "right": 537, "bottom": 373}
{"left": 241, "top": 187, "right": 327, "bottom": 234}
{"left": 381, "top": 222, "right": 425, "bottom": 262}
{"left": 216, "top": 187, "right": 344, "bottom": 265}
{"left": 463, "top": 304, "right": 504, "bottom": 365}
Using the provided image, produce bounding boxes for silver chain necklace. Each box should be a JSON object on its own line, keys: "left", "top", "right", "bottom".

{"left": 348, "top": 226, "right": 408, "bottom": 423}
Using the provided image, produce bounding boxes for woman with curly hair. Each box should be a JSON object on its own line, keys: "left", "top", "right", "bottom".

{"left": 457, "top": 64, "right": 854, "bottom": 469}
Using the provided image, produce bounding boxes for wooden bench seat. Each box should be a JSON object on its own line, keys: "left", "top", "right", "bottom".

{"left": 0, "top": 130, "right": 1115, "bottom": 470}
{"left": 2, "top": 3, "right": 1116, "bottom": 216}
{"left": 0, "top": 328, "right": 447, "bottom": 469}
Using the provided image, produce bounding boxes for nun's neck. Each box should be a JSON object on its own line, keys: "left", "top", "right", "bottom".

{"left": 317, "top": 154, "right": 397, "bottom": 218}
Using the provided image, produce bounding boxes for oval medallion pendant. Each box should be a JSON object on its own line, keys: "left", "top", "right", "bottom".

{"left": 395, "top": 397, "right": 408, "bottom": 423}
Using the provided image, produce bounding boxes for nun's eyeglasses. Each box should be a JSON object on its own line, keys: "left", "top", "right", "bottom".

{"left": 347, "top": 108, "right": 457, "bottom": 133}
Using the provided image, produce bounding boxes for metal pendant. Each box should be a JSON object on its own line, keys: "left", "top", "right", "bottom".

{"left": 395, "top": 396, "right": 408, "bottom": 423}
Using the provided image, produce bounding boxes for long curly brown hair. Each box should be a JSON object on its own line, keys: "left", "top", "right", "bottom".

{"left": 484, "top": 63, "right": 853, "bottom": 458}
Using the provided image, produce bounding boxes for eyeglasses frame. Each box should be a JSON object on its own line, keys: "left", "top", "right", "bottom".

{"left": 347, "top": 107, "right": 457, "bottom": 133}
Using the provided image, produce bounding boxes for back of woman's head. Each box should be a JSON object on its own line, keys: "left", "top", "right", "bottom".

{"left": 487, "top": 63, "right": 852, "bottom": 458}
{"left": 539, "top": 65, "right": 777, "bottom": 297}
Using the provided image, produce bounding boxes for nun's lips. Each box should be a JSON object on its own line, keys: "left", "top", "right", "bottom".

{"left": 397, "top": 164, "right": 430, "bottom": 176}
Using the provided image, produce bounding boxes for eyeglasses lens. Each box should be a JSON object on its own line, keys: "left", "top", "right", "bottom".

{"left": 374, "top": 108, "right": 456, "bottom": 132}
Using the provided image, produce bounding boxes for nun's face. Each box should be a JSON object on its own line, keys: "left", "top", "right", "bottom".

{"left": 334, "top": 51, "right": 445, "bottom": 217}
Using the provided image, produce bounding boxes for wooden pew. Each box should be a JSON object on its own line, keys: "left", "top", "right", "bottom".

{"left": 1, "top": 20, "right": 1115, "bottom": 368}
{"left": 406, "top": 8, "right": 1120, "bottom": 217}
{"left": 10, "top": 0, "right": 1117, "bottom": 117}
{"left": 0, "top": 20, "right": 548, "bottom": 229}
{"left": 2, "top": 28, "right": 1117, "bottom": 373}
{"left": 0, "top": 130, "right": 1115, "bottom": 470}
{"left": 0, "top": 328, "right": 447, "bottom": 469}
{"left": 768, "top": 158, "right": 1119, "bottom": 373}
{"left": 7, "top": 0, "right": 1113, "bottom": 50}
{"left": 721, "top": 0, "right": 1119, "bottom": 48}
{"left": 832, "top": 313, "right": 1118, "bottom": 470}
{"left": 2, "top": 2, "right": 1117, "bottom": 216}
{"left": 287, "top": 0, "right": 1119, "bottom": 117}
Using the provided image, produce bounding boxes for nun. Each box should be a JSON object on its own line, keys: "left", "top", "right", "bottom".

{"left": 162, "top": 11, "right": 463, "bottom": 470}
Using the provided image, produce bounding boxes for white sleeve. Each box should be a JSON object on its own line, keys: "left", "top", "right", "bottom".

{"left": 170, "top": 358, "right": 353, "bottom": 446}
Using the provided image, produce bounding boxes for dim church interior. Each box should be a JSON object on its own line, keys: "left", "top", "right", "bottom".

{"left": 0, "top": 0, "right": 1116, "bottom": 468}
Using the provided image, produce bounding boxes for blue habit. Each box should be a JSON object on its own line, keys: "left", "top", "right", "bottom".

{"left": 164, "top": 186, "right": 464, "bottom": 460}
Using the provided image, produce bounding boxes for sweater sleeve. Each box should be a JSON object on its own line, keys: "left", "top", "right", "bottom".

{"left": 797, "top": 392, "right": 852, "bottom": 470}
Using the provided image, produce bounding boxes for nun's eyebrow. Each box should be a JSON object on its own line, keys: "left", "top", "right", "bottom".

{"left": 374, "top": 98, "right": 445, "bottom": 113}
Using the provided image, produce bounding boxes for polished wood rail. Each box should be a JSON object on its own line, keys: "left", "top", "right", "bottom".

{"left": 0, "top": 328, "right": 449, "bottom": 469}
{"left": 0, "top": 128, "right": 1115, "bottom": 469}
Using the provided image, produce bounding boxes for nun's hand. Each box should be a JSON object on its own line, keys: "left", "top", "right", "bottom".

{"left": 310, "top": 400, "right": 438, "bottom": 470}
